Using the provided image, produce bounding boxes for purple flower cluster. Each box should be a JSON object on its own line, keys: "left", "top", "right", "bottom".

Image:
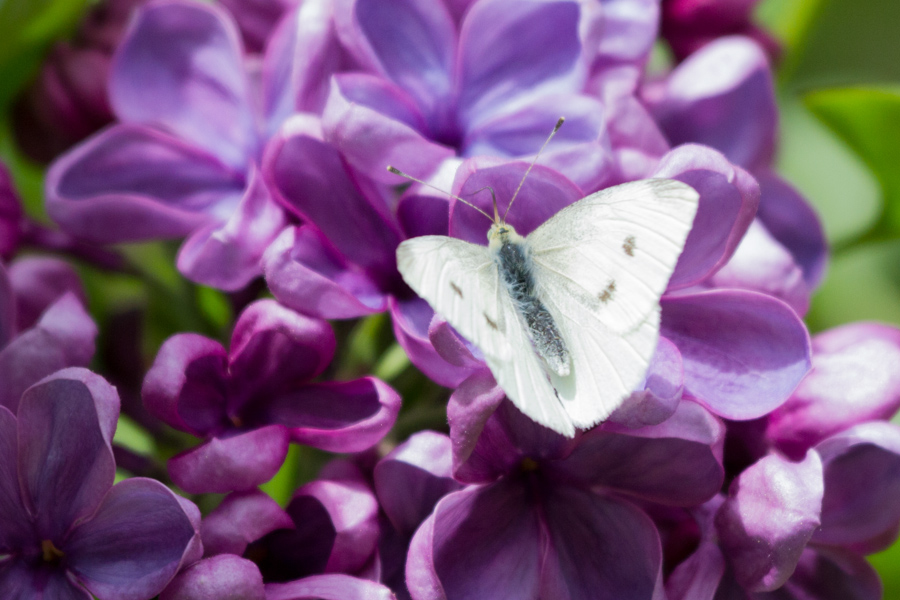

{"left": 2, "top": 0, "right": 898, "bottom": 598}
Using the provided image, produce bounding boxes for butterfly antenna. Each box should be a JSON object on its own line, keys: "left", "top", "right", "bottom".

{"left": 387, "top": 165, "right": 495, "bottom": 223}
{"left": 503, "top": 116, "right": 565, "bottom": 222}
{"left": 470, "top": 186, "right": 500, "bottom": 223}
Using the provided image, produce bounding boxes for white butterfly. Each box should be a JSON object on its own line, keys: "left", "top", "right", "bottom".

{"left": 392, "top": 125, "right": 699, "bottom": 437}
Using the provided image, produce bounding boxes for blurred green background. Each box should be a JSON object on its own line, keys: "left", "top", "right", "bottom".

{"left": 1, "top": 0, "right": 899, "bottom": 592}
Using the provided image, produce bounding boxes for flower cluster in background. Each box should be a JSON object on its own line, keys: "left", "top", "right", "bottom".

{"left": 1, "top": 0, "right": 900, "bottom": 598}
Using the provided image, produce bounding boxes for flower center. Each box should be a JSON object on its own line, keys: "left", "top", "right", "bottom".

{"left": 520, "top": 457, "right": 540, "bottom": 472}
{"left": 41, "top": 540, "right": 64, "bottom": 563}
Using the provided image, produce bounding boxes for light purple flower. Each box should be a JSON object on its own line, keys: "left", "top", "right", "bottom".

{"left": 0, "top": 258, "right": 96, "bottom": 413}
{"left": 0, "top": 367, "right": 202, "bottom": 599}
{"left": 142, "top": 299, "right": 400, "bottom": 493}
{"left": 660, "top": 0, "right": 780, "bottom": 62}
{"left": 46, "top": 0, "right": 292, "bottom": 290}
{"left": 326, "top": 0, "right": 611, "bottom": 191}
{"left": 12, "top": 0, "right": 146, "bottom": 163}
{"left": 219, "top": 0, "right": 298, "bottom": 54}
{"left": 406, "top": 372, "right": 724, "bottom": 599}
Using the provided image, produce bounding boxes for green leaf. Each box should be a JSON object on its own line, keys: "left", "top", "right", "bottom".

{"left": 805, "top": 87, "right": 900, "bottom": 240}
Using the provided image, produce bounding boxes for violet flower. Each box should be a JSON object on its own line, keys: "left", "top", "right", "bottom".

{"left": 46, "top": 0, "right": 294, "bottom": 290}
{"left": 406, "top": 371, "right": 724, "bottom": 599}
{"left": 0, "top": 367, "right": 202, "bottom": 599}
{"left": 326, "top": 0, "right": 611, "bottom": 191}
{"left": 0, "top": 257, "right": 96, "bottom": 413}
{"left": 646, "top": 36, "right": 827, "bottom": 315}
{"left": 142, "top": 299, "right": 400, "bottom": 493}
{"left": 161, "top": 554, "right": 396, "bottom": 600}
{"left": 12, "top": 0, "right": 147, "bottom": 163}
{"left": 666, "top": 323, "right": 900, "bottom": 599}
{"left": 660, "top": 0, "right": 780, "bottom": 62}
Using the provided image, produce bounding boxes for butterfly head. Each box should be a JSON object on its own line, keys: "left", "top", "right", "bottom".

{"left": 487, "top": 221, "right": 523, "bottom": 252}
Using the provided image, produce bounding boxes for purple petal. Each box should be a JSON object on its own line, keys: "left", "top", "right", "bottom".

{"left": 390, "top": 297, "right": 474, "bottom": 387}
{"left": 263, "top": 114, "right": 403, "bottom": 280}
{"left": 585, "top": 0, "right": 658, "bottom": 99}
{"left": 756, "top": 171, "right": 828, "bottom": 288}
{"left": 142, "top": 332, "right": 229, "bottom": 436}
{"left": 262, "top": 0, "right": 345, "bottom": 128}
{"left": 272, "top": 378, "right": 400, "bottom": 453}
{"left": 709, "top": 220, "right": 810, "bottom": 316}
{"left": 263, "top": 226, "right": 389, "bottom": 319}
{"left": 428, "top": 316, "right": 487, "bottom": 374}
{"left": 161, "top": 555, "right": 265, "bottom": 600}
{"left": 168, "top": 425, "right": 291, "bottom": 494}
{"left": 46, "top": 124, "right": 243, "bottom": 242}
{"left": 540, "top": 487, "right": 665, "bottom": 600}
{"left": 0, "top": 561, "right": 91, "bottom": 599}
{"left": 406, "top": 512, "right": 444, "bottom": 599}
{"left": 665, "top": 537, "right": 726, "bottom": 600}
{"left": 558, "top": 400, "right": 724, "bottom": 506}
{"left": 768, "top": 547, "right": 882, "bottom": 600}
{"left": 18, "top": 368, "right": 118, "bottom": 541}
{"left": 396, "top": 158, "right": 458, "bottom": 238}
{"left": 177, "top": 166, "right": 286, "bottom": 290}
{"left": 0, "top": 293, "right": 97, "bottom": 412}
{"left": 456, "top": 0, "right": 583, "bottom": 128}
{"left": 609, "top": 336, "right": 684, "bottom": 429}
{"left": 336, "top": 0, "right": 456, "bottom": 127}
{"left": 604, "top": 96, "right": 670, "bottom": 184}
{"left": 262, "top": 468, "right": 379, "bottom": 578}
{"left": 7, "top": 256, "right": 87, "bottom": 332}
{"left": 201, "top": 490, "right": 293, "bottom": 557}
{"left": 464, "top": 94, "right": 614, "bottom": 191}
{"left": 768, "top": 324, "right": 900, "bottom": 456}
{"left": 0, "top": 405, "right": 30, "bottom": 550}
{"left": 0, "top": 264, "right": 13, "bottom": 347}
{"left": 661, "top": 289, "right": 811, "bottom": 420}
{"left": 228, "top": 299, "right": 336, "bottom": 401}
{"left": 813, "top": 422, "right": 900, "bottom": 553}
{"left": 449, "top": 158, "right": 582, "bottom": 243}
{"left": 447, "top": 371, "right": 523, "bottom": 484}
{"left": 265, "top": 574, "right": 396, "bottom": 600}
{"left": 715, "top": 451, "right": 823, "bottom": 592}
{"left": 322, "top": 76, "right": 454, "bottom": 183}
{"left": 429, "top": 482, "right": 543, "bottom": 599}
{"left": 0, "top": 165, "right": 22, "bottom": 259}
{"left": 220, "top": 0, "right": 294, "bottom": 53}
{"left": 67, "top": 478, "right": 200, "bottom": 600}
{"left": 374, "top": 431, "right": 461, "bottom": 535}
{"left": 650, "top": 36, "right": 776, "bottom": 172}
{"left": 654, "top": 144, "right": 760, "bottom": 289}
{"left": 110, "top": 0, "right": 257, "bottom": 169}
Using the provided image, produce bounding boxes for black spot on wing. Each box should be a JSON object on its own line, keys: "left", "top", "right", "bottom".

{"left": 484, "top": 313, "right": 499, "bottom": 330}
{"left": 450, "top": 282, "right": 464, "bottom": 299}
{"left": 599, "top": 280, "right": 616, "bottom": 304}
{"left": 623, "top": 235, "right": 636, "bottom": 257}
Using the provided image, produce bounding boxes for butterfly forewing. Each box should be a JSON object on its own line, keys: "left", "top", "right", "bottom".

{"left": 528, "top": 179, "right": 699, "bottom": 334}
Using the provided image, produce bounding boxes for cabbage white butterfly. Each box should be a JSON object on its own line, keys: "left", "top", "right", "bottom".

{"left": 391, "top": 119, "right": 699, "bottom": 436}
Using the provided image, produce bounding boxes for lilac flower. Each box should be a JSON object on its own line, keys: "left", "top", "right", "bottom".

{"left": 46, "top": 0, "right": 293, "bottom": 290}
{"left": 406, "top": 372, "right": 724, "bottom": 599}
{"left": 326, "top": 0, "right": 611, "bottom": 190}
{"left": 142, "top": 299, "right": 400, "bottom": 493}
{"left": 219, "top": 0, "right": 298, "bottom": 54}
{"left": 665, "top": 323, "right": 900, "bottom": 598}
{"left": 0, "top": 165, "right": 22, "bottom": 259}
{"left": 646, "top": 36, "right": 827, "bottom": 314}
{"left": 660, "top": 0, "right": 780, "bottom": 62}
{"left": 12, "top": 0, "right": 147, "bottom": 163}
{"left": 161, "top": 554, "right": 396, "bottom": 600}
{"left": 0, "top": 257, "right": 96, "bottom": 413}
{"left": 425, "top": 155, "right": 811, "bottom": 420}
{"left": 0, "top": 367, "right": 202, "bottom": 599}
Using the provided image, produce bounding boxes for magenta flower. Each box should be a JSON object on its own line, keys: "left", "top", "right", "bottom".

{"left": 0, "top": 368, "right": 202, "bottom": 599}
{"left": 660, "top": 0, "right": 780, "bottom": 62}
{"left": 666, "top": 323, "right": 900, "bottom": 599}
{"left": 142, "top": 299, "right": 400, "bottom": 493}
{"left": 0, "top": 258, "right": 96, "bottom": 413}
{"left": 47, "top": 0, "right": 292, "bottom": 290}
{"left": 326, "top": 0, "right": 610, "bottom": 190}
{"left": 406, "top": 372, "right": 724, "bottom": 599}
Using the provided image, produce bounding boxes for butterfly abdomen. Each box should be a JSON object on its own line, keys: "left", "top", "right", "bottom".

{"left": 492, "top": 229, "right": 570, "bottom": 377}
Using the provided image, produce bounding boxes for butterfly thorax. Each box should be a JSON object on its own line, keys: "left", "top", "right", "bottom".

{"left": 488, "top": 223, "right": 570, "bottom": 377}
